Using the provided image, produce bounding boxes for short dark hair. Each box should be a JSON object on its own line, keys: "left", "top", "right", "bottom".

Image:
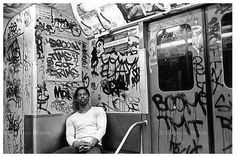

{"left": 72, "top": 87, "right": 90, "bottom": 112}
{"left": 74, "top": 86, "right": 90, "bottom": 97}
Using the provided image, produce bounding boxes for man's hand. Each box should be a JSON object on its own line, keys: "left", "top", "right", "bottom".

{"left": 80, "top": 141, "right": 93, "bottom": 152}
{"left": 81, "top": 137, "right": 99, "bottom": 152}
{"left": 72, "top": 141, "right": 93, "bottom": 152}
{"left": 72, "top": 137, "right": 99, "bottom": 152}
{"left": 72, "top": 141, "right": 84, "bottom": 149}
{"left": 90, "top": 137, "right": 98, "bottom": 146}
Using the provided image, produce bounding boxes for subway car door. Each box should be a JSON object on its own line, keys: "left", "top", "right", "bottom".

{"left": 205, "top": 4, "right": 232, "bottom": 153}
{"left": 148, "top": 8, "right": 210, "bottom": 153}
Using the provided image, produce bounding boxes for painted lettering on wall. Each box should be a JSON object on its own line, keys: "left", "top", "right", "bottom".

{"left": 4, "top": 112, "right": 23, "bottom": 153}
{"left": 5, "top": 38, "right": 22, "bottom": 74}
{"left": 152, "top": 55, "right": 207, "bottom": 153}
{"left": 90, "top": 27, "right": 141, "bottom": 112}
{"left": 51, "top": 16, "right": 81, "bottom": 37}
{"left": 148, "top": 13, "right": 208, "bottom": 153}
{"left": 4, "top": 35, "right": 24, "bottom": 153}
{"left": 45, "top": 37, "right": 82, "bottom": 81}
{"left": 208, "top": 5, "right": 232, "bottom": 152}
{"left": 5, "top": 13, "right": 24, "bottom": 41}
{"left": 35, "top": 6, "right": 87, "bottom": 115}
{"left": 49, "top": 82, "right": 82, "bottom": 113}
{"left": 35, "top": 9, "right": 81, "bottom": 37}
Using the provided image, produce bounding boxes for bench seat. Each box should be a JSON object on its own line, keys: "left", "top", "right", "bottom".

{"left": 24, "top": 113, "right": 144, "bottom": 153}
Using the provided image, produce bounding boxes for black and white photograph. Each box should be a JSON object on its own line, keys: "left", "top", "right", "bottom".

{"left": 1, "top": 1, "right": 234, "bottom": 155}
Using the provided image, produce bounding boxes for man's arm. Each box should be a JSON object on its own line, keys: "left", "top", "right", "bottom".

{"left": 92, "top": 107, "right": 107, "bottom": 144}
{"left": 66, "top": 118, "right": 85, "bottom": 151}
{"left": 66, "top": 117, "right": 77, "bottom": 146}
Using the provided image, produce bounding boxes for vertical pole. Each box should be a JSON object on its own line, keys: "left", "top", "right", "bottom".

{"left": 202, "top": 7, "right": 215, "bottom": 153}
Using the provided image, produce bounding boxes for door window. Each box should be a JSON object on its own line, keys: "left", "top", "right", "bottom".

{"left": 156, "top": 24, "right": 194, "bottom": 91}
{"left": 222, "top": 12, "right": 232, "bottom": 88}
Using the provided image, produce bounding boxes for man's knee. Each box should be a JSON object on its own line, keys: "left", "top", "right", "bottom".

{"left": 54, "top": 146, "right": 77, "bottom": 153}
{"left": 86, "top": 146, "right": 102, "bottom": 154}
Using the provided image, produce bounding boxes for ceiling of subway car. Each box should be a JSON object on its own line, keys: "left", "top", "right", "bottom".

{"left": 3, "top": 3, "right": 191, "bottom": 37}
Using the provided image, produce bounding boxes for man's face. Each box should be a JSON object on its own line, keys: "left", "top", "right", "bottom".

{"left": 76, "top": 89, "right": 89, "bottom": 107}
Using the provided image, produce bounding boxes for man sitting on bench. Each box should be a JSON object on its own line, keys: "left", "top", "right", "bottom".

{"left": 54, "top": 87, "right": 107, "bottom": 154}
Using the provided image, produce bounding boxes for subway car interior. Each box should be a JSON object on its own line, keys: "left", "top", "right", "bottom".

{"left": 3, "top": 3, "right": 232, "bottom": 154}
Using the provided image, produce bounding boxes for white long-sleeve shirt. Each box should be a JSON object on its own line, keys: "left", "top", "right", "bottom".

{"left": 66, "top": 107, "right": 107, "bottom": 146}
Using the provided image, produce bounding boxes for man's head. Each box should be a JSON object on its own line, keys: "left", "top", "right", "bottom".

{"left": 73, "top": 87, "right": 90, "bottom": 111}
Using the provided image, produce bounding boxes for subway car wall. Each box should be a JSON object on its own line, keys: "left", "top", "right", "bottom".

{"left": 3, "top": 3, "right": 232, "bottom": 154}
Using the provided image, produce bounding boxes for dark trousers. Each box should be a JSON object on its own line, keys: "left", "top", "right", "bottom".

{"left": 54, "top": 145, "right": 103, "bottom": 154}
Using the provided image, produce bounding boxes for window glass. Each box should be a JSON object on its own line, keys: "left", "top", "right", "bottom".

{"left": 222, "top": 12, "right": 232, "bottom": 88}
{"left": 157, "top": 24, "right": 194, "bottom": 91}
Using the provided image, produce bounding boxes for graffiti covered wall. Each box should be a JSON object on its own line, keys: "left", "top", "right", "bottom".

{"left": 89, "top": 26, "right": 142, "bottom": 112}
{"left": 35, "top": 5, "right": 88, "bottom": 115}
{"left": 3, "top": 4, "right": 89, "bottom": 153}
{"left": 3, "top": 5, "right": 36, "bottom": 153}
{"left": 148, "top": 9, "right": 209, "bottom": 153}
{"left": 206, "top": 4, "right": 232, "bottom": 153}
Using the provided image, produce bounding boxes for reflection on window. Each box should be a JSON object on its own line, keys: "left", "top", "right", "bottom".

{"left": 157, "top": 24, "right": 194, "bottom": 91}
{"left": 222, "top": 12, "right": 232, "bottom": 88}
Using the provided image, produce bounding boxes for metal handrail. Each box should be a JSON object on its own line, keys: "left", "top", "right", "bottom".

{"left": 114, "top": 120, "right": 148, "bottom": 154}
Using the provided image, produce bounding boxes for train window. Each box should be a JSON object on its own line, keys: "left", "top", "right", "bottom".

{"left": 221, "top": 12, "right": 232, "bottom": 88}
{"left": 156, "top": 24, "right": 194, "bottom": 91}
